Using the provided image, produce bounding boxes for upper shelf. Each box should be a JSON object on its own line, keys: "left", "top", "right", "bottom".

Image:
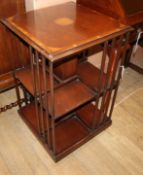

{"left": 16, "top": 66, "right": 58, "bottom": 96}
{"left": 78, "top": 61, "right": 107, "bottom": 92}
{"left": 1, "top": 2, "right": 131, "bottom": 61}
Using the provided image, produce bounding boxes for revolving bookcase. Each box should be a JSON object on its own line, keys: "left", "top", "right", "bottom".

{"left": 1, "top": 2, "right": 131, "bottom": 161}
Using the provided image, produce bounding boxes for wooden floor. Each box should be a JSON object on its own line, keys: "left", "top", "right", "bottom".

{"left": 0, "top": 67, "right": 143, "bottom": 175}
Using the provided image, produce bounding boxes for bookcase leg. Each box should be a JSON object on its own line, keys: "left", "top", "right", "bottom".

{"left": 14, "top": 76, "right": 22, "bottom": 109}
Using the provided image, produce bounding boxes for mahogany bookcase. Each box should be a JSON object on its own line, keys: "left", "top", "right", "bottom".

{"left": 1, "top": 2, "right": 131, "bottom": 161}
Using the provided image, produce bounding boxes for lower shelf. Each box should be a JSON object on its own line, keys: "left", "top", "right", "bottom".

{"left": 19, "top": 102, "right": 111, "bottom": 161}
{"left": 77, "top": 103, "right": 103, "bottom": 129}
{"left": 19, "top": 102, "right": 40, "bottom": 133}
{"left": 55, "top": 117, "right": 89, "bottom": 154}
{"left": 19, "top": 103, "right": 89, "bottom": 157}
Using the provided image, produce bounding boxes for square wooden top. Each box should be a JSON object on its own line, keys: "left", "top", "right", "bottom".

{"left": 2, "top": 2, "right": 131, "bottom": 61}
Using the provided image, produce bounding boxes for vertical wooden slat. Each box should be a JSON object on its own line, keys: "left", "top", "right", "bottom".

{"left": 49, "top": 61, "right": 56, "bottom": 154}
{"left": 101, "top": 33, "right": 128, "bottom": 121}
{"left": 98, "top": 37, "right": 117, "bottom": 124}
{"left": 92, "top": 41, "right": 108, "bottom": 129}
{"left": 103, "top": 35, "right": 124, "bottom": 117}
{"left": 35, "top": 51, "right": 45, "bottom": 137}
{"left": 106, "top": 37, "right": 117, "bottom": 88}
{"left": 109, "top": 32, "right": 130, "bottom": 118}
{"left": 42, "top": 56, "right": 52, "bottom": 148}
{"left": 14, "top": 73, "right": 22, "bottom": 109}
{"left": 30, "top": 46, "right": 41, "bottom": 135}
{"left": 22, "top": 87, "right": 28, "bottom": 105}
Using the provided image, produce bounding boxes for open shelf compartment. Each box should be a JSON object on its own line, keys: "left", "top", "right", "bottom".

{"left": 16, "top": 66, "right": 58, "bottom": 96}
{"left": 77, "top": 61, "right": 118, "bottom": 93}
{"left": 78, "top": 61, "right": 107, "bottom": 92}
{"left": 19, "top": 102, "right": 90, "bottom": 158}
{"left": 45, "top": 79, "right": 95, "bottom": 120}
{"left": 17, "top": 65, "right": 96, "bottom": 121}
{"left": 19, "top": 102, "right": 41, "bottom": 134}
{"left": 77, "top": 103, "right": 103, "bottom": 129}
{"left": 55, "top": 116, "right": 89, "bottom": 154}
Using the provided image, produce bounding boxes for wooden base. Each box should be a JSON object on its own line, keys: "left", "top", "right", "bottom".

{"left": 19, "top": 102, "right": 111, "bottom": 162}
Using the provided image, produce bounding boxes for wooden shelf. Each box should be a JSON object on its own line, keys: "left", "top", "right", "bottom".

{"left": 19, "top": 101, "right": 111, "bottom": 161}
{"left": 77, "top": 103, "right": 102, "bottom": 129}
{"left": 45, "top": 80, "right": 95, "bottom": 119}
{"left": 78, "top": 61, "right": 118, "bottom": 92}
{"left": 19, "top": 102, "right": 40, "bottom": 133}
{"left": 78, "top": 61, "right": 106, "bottom": 92}
{"left": 17, "top": 66, "right": 95, "bottom": 120}
{"left": 16, "top": 66, "right": 58, "bottom": 96}
{"left": 19, "top": 102, "right": 89, "bottom": 156}
{"left": 55, "top": 117, "right": 89, "bottom": 154}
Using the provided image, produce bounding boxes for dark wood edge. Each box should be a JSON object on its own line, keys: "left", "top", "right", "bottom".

{"left": 129, "top": 62, "right": 143, "bottom": 74}
{"left": 0, "top": 84, "right": 15, "bottom": 94}
{"left": 51, "top": 28, "right": 133, "bottom": 62}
